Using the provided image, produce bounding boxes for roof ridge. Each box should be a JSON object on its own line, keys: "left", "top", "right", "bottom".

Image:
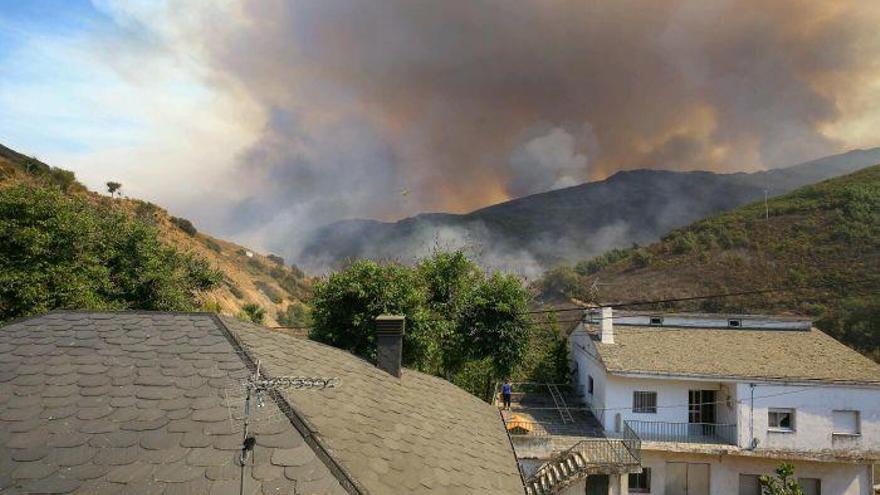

{"left": 209, "top": 314, "right": 368, "bottom": 495}
{"left": 221, "top": 315, "right": 504, "bottom": 408}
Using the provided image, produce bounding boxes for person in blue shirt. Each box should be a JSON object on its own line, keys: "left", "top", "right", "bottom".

{"left": 501, "top": 380, "right": 512, "bottom": 410}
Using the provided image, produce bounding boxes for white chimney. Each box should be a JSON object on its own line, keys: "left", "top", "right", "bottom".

{"left": 600, "top": 307, "right": 614, "bottom": 344}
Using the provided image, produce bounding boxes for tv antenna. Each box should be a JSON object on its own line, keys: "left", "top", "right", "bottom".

{"left": 231, "top": 359, "right": 339, "bottom": 495}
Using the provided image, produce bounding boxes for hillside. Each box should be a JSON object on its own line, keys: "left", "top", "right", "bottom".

{"left": 541, "top": 165, "right": 880, "bottom": 358}
{"left": 0, "top": 143, "right": 310, "bottom": 326}
{"left": 299, "top": 148, "right": 880, "bottom": 275}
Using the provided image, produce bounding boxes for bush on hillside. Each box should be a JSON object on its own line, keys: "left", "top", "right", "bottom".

{"left": 0, "top": 184, "right": 222, "bottom": 321}
{"left": 170, "top": 216, "right": 198, "bottom": 236}
{"left": 238, "top": 303, "right": 266, "bottom": 324}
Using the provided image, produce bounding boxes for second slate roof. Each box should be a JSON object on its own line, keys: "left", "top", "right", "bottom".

{"left": 593, "top": 325, "right": 880, "bottom": 384}
{"left": 223, "top": 317, "right": 525, "bottom": 495}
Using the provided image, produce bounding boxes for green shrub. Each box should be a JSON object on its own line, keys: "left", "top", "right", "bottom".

{"left": 267, "top": 254, "right": 285, "bottom": 265}
{"left": 170, "top": 216, "right": 197, "bottom": 236}
{"left": 238, "top": 303, "right": 266, "bottom": 324}
{"left": 574, "top": 248, "right": 630, "bottom": 275}
{"left": 277, "top": 302, "right": 313, "bottom": 327}
{"left": 0, "top": 184, "right": 221, "bottom": 321}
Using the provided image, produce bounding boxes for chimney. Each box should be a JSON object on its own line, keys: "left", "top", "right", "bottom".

{"left": 600, "top": 307, "right": 614, "bottom": 344}
{"left": 375, "top": 315, "right": 405, "bottom": 377}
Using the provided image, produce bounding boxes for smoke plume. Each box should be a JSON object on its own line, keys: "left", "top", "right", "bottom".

{"left": 95, "top": 1, "right": 880, "bottom": 262}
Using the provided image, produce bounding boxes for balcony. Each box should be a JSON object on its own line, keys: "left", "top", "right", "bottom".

{"left": 625, "top": 420, "right": 737, "bottom": 446}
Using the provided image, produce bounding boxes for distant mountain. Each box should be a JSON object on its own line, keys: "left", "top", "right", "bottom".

{"left": 0, "top": 143, "right": 310, "bottom": 326}
{"left": 538, "top": 164, "right": 880, "bottom": 359}
{"left": 299, "top": 148, "right": 880, "bottom": 275}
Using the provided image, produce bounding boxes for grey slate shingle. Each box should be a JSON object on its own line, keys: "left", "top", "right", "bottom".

{"left": 222, "top": 316, "right": 525, "bottom": 495}
{"left": 1, "top": 311, "right": 525, "bottom": 494}
{"left": 0, "top": 312, "right": 345, "bottom": 495}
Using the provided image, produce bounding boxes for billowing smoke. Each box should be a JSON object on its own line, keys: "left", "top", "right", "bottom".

{"left": 94, "top": 1, "right": 880, "bottom": 264}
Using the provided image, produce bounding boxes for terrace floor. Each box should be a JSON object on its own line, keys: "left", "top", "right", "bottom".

{"left": 499, "top": 383, "right": 605, "bottom": 452}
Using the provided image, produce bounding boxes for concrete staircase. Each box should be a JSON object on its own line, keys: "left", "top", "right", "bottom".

{"left": 523, "top": 436, "right": 641, "bottom": 495}
{"left": 524, "top": 448, "right": 590, "bottom": 495}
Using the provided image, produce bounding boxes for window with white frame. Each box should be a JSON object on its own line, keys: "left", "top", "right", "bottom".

{"left": 633, "top": 391, "right": 657, "bottom": 413}
{"left": 768, "top": 408, "right": 795, "bottom": 432}
{"left": 628, "top": 468, "right": 651, "bottom": 493}
{"left": 832, "top": 410, "right": 860, "bottom": 435}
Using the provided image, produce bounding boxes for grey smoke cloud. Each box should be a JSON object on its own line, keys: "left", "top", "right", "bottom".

{"left": 97, "top": 0, "right": 880, "bottom": 262}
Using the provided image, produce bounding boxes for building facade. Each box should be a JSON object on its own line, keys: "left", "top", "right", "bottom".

{"left": 568, "top": 309, "right": 880, "bottom": 495}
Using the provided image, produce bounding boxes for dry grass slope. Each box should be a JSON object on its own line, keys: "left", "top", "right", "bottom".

{"left": 0, "top": 144, "right": 309, "bottom": 325}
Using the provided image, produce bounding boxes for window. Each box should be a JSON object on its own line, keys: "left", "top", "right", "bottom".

{"left": 832, "top": 410, "right": 860, "bottom": 435}
{"left": 649, "top": 316, "right": 663, "bottom": 326}
{"left": 728, "top": 318, "right": 742, "bottom": 328}
{"left": 799, "top": 478, "right": 820, "bottom": 495}
{"left": 629, "top": 468, "right": 651, "bottom": 493}
{"left": 768, "top": 408, "right": 795, "bottom": 432}
{"left": 588, "top": 375, "right": 594, "bottom": 395}
{"left": 633, "top": 391, "right": 657, "bottom": 413}
{"left": 738, "top": 474, "right": 761, "bottom": 495}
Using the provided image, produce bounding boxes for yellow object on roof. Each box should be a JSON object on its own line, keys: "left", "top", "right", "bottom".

{"left": 505, "top": 414, "right": 534, "bottom": 434}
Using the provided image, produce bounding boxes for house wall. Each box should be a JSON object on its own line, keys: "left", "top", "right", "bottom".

{"left": 637, "top": 450, "right": 872, "bottom": 495}
{"left": 600, "top": 375, "right": 737, "bottom": 435}
{"left": 570, "top": 327, "right": 609, "bottom": 424}
{"left": 735, "top": 382, "right": 880, "bottom": 453}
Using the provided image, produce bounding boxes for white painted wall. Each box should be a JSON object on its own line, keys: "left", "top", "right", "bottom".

{"left": 570, "top": 327, "right": 608, "bottom": 424}
{"left": 735, "top": 382, "right": 880, "bottom": 453}
{"left": 600, "top": 375, "right": 737, "bottom": 436}
{"left": 637, "top": 451, "right": 872, "bottom": 495}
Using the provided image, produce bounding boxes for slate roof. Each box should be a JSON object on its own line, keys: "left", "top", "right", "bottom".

{"left": 222, "top": 317, "right": 526, "bottom": 495}
{"left": 591, "top": 325, "right": 880, "bottom": 385}
{"left": 0, "top": 312, "right": 524, "bottom": 494}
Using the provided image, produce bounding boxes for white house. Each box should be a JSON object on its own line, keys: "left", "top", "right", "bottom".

{"left": 567, "top": 308, "right": 880, "bottom": 495}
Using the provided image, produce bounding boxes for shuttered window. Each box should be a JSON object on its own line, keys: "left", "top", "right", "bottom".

{"left": 633, "top": 391, "right": 657, "bottom": 413}
{"left": 832, "top": 410, "right": 860, "bottom": 435}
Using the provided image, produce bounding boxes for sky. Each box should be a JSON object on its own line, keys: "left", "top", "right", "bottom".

{"left": 2, "top": 1, "right": 880, "bottom": 261}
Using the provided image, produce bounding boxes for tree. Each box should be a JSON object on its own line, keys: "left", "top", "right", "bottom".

{"left": 309, "top": 251, "right": 532, "bottom": 395}
{"left": 0, "top": 184, "right": 221, "bottom": 321}
{"left": 759, "top": 463, "right": 804, "bottom": 495}
{"left": 310, "top": 260, "right": 431, "bottom": 366}
{"left": 106, "top": 181, "right": 122, "bottom": 197}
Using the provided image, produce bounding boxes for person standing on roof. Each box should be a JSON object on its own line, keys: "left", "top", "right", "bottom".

{"left": 502, "top": 380, "right": 512, "bottom": 410}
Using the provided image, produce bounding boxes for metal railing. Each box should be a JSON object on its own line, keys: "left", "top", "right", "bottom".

{"left": 625, "top": 420, "right": 737, "bottom": 445}
{"left": 622, "top": 420, "right": 642, "bottom": 462}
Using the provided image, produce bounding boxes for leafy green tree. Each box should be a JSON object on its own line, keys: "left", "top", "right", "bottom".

{"left": 106, "top": 181, "right": 122, "bottom": 197}
{"left": 238, "top": 303, "right": 266, "bottom": 324}
{"left": 310, "top": 260, "right": 432, "bottom": 367}
{"left": 310, "top": 251, "right": 531, "bottom": 394}
{"left": 759, "top": 463, "right": 803, "bottom": 495}
{"left": 0, "top": 184, "right": 221, "bottom": 321}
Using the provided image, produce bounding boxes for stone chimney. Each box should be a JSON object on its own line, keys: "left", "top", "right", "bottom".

{"left": 600, "top": 307, "right": 614, "bottom": 344}
{"left": 375, "top": 315, "right": 405, "bottom": 377}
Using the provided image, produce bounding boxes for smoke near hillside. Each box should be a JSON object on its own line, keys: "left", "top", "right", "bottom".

{"left": 8, "top": 2, "right": 880, "bottom": 268}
